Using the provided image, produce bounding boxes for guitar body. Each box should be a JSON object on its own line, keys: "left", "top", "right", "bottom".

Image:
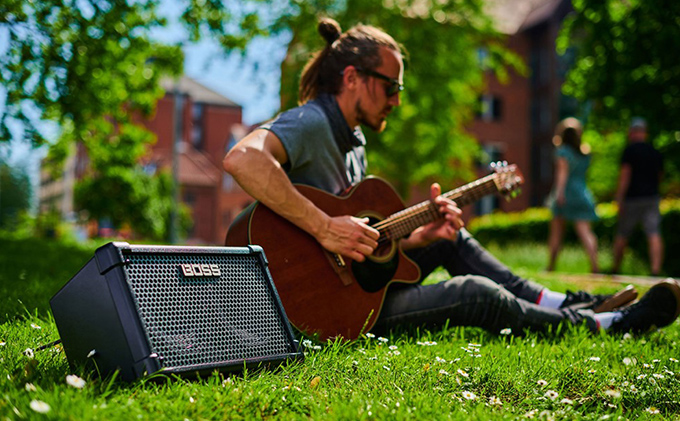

{"left": 225, "top": 177, "right": 421, "bottom": 341}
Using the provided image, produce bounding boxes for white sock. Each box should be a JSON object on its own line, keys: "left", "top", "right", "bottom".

{"left": 595, "top": 311, "right": 623, "bottom": 330}
{"left": 537, "top": 289, "right": 567, "bottom": 309}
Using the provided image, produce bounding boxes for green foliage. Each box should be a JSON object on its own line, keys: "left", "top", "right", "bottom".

{"left": 1, "top": 0, "right": 264, "bottom": 240}
{"left": 0, "top": 161, "right": 32, "bottom": 229}
{"left": 74, "top": 168, "right": 191, "bottom": 242}
{"left": 468, "top": 199, "right": 680, "bottom": 276}
{"left": 558, "top": 0, "right": 680, "bottom": 193}
{"left": 558, "top": 0, "right": 680, "bottom": 132}
{"left": 582, "top": 129, "right": 627, "bottom": 201}
{"left": 276, "top": 0, "right": 524, "bottom": 195}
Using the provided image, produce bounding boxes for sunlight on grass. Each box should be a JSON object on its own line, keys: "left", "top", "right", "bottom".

{"left": 1, "top": 235, "right": 679, "bottom": 419}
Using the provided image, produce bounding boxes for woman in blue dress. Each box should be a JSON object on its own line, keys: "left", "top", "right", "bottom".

{"left": 547, "top": 118, "right": 599, "bottom": 273}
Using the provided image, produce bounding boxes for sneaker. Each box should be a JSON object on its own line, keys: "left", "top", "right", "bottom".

{"left": 609, "top": 279, "right": 680, "bottom": 334}
{"left": 560, "top": 285, "right": 638, "bottom": 313}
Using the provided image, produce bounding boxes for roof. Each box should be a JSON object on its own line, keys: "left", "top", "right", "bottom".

{"left": 161, "top": 75, "right": 240, "bottom": 108}
{"left": 484, "top": 0, "right": 565, "bottom": 35}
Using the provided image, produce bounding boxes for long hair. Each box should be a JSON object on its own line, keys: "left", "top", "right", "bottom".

{"left": 553, "top": 117, "right": 588, "bottom": 156}
{"left": 298, "top": 18, "right": 402, "bottom": 104}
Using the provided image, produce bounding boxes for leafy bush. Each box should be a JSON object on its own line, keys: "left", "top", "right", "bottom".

{"left": 468, "top": 199, "right": 680, "bottom": 276}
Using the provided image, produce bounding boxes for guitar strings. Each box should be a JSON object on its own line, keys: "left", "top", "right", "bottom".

{"left": 373, "top": 176, "right": 501, "bottom": 242}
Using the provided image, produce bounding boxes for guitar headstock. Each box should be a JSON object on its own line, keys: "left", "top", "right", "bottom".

{"left": 490, "top": 161, "right": 524, "bottom": 199}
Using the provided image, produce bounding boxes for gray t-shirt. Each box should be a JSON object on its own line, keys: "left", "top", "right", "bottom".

{"left": 260, "top": 100, "right": 366, "bottom": 195}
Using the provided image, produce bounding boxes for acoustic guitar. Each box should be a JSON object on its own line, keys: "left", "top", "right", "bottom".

{"left": 225, "top": 163, "right": 523, "bottom": 341}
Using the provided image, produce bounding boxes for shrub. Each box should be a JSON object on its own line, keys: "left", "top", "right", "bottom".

{"left": 468, "top": 199, "right": 680, "bottom": 276}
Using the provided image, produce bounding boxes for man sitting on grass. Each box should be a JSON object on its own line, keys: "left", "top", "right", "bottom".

{"left": 223, "top": 18, "right": 680, "bottom": 336}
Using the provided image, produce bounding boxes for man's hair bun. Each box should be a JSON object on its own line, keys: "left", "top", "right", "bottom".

{"left": 318, "top": 18, "right": 341, "bottom": 45}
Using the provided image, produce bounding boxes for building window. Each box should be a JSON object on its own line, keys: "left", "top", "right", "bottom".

{"left": 475, "top": 144, "right": 503, "bottom": 215}
{"left": 476, "top": 95, "right": 502, "bottom": 122}
{"left": 191, "top": 103, "right": 204, "bottom": 150}
{"left": 477, "top": 47, "right": 490, "bottom": 70}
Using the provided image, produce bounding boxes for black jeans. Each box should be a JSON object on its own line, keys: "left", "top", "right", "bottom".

{"left": 373, "top": 229, "right": 596, "bottom": 335}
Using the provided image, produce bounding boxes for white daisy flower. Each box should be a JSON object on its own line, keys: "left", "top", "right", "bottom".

{"left": 653, "top": 373, "right": 665, "bottom": 379}
{"left": 25, "top": 383, "right": 37, "bottom": 392}
{"left": 560, "top": 398, "right": 573, "bottom": 405}
{"left": 365, "top": 333, "right": 375, "bottom": 338}
{"left": 457, "top": 369, "right": 469, "bottom": 378}
{"left": 435, "top": 356, "right": 447, "bottom": 363}
{"left": 439, "top": 369, "right": 449, "bottom": 375}
{"left": 66, "top": 374, "right": 86, "bottom": 389}
{"left": 23, "top": 348, "right": 34, "bottom": 359}
{"left": 544, "top": 390, "right": 558, "bottom": 401}
{"left": 623, "top": 357, "right": 633, "bottom": 366}
{"left": 589, "top": 357, "right": 601, "bottom": 362}
{"left": 462, "top": 391, "right": 477, "bottom": 400}
{"left": 500, "top": 328, "right": 512, "bottom": 335}
{"left": 604, "top": 389, "right": 621, "bottom": 399}
{"left": 30, "top": 400, "right": 50, "bottom": 414}
{"left": 30, "top": 323, "right": 42, "bottom": 330}
{"left": 488, "top": 396, "right": 502, "bottom": 406}
{"left": 646, "top": 407, "right": 660, "bottom": 414}
{"left": 388, "top": 345, "right": 398, "bottom": 350}
{"left": 378, "top": 337, "right": 389, "bottom": 343}
{"left": 537, "top": 379, "right": 548, "bottom": 387}
{"left": 670, "top": 357, "right": 678, "bottom": 363}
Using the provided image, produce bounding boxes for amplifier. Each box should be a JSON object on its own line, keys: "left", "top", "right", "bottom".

{"left": 50, "top": 242, "right": 302, "bottom": 381}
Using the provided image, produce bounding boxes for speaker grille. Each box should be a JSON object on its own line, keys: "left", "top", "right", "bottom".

{"left": 123, "top": 250, "right": 292, "bottom": 371}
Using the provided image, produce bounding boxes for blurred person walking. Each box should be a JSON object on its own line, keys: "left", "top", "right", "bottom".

{"left": 611, "top": 117, "right": 664, "bottom": 276}
{"left": 547, "top": 118, "right": 599, "bottom": 273}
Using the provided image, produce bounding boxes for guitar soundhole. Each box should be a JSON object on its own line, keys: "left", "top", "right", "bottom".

{"left": 351, "top": 215, "right": 399, "bottom": 293}
{"left": 372, "top": 241, "right": 395, "bottom": 259}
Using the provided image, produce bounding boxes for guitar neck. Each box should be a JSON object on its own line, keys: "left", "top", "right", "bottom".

{"left": 373, "top": 172, "right": 501, "bottom": 241}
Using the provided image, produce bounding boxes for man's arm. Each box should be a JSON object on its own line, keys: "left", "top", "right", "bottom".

{"left": 223, "top": 129, "right": 379, "bottom": 261}
{"left": 615, "top": 163, "right": 632, "bottom": 206}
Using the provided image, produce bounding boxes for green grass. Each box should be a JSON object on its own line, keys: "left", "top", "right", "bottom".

{"left": 1, "top": 235, "right": 679, "bottom": 420}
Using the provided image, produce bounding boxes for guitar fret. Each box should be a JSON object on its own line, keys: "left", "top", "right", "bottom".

{"left": 373, "top": 168, "right": 522, "bottom": 241}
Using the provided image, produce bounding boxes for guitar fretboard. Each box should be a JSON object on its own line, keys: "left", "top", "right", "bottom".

{"left": 373, "top": 172, "right": 503, "bottom": 242}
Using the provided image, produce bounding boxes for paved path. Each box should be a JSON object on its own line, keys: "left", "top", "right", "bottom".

{"left": 555, "top": 272, "right": 674, "bottom": 287}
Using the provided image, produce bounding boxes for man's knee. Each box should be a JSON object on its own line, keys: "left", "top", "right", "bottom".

{"left": 454, "top": 275, "right": 511, "bottom": 302}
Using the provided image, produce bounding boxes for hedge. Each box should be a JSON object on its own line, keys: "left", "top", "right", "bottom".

{"left": 468, "top": 199, "right": 680, "bottom": 276}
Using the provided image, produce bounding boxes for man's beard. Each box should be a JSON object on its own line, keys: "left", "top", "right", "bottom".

{"left": 355, "top": 100, "right": 388, "bottom": 132}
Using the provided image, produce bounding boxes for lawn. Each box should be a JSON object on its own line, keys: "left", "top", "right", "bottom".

{"left": 1, "top": 234, "right": 678, "bottom": 420}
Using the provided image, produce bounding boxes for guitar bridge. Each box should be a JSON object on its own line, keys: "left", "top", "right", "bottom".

{"left": 323, "top": 252, "right": 353, "bottom": 286}
{"left": 333, "top": 253, "right": 346, "bottom": 267}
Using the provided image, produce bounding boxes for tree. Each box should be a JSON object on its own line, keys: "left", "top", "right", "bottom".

{"left": 558, "top": 0, "right": 680, "bottom": 195}
{"left": 1, "top": 0, "right": 262, "bottom": 239}
{"left": 0, "top": 160, "right": 32, "bottom": 230}
{"left": 2, "top": 0, "right": 519, "bottom": 238}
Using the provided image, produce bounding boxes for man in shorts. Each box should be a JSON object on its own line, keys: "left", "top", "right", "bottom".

{"left": 612, "top": 117, "right": 664, "bottom": 275}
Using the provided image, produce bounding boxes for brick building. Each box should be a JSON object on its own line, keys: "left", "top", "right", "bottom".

{"left": 473, "top": 0, "right": 574, "bottom": 213}
{"left": 145, "top": 76, "right": 252, "bottom": 244}
{"left": 39, "top": 76, "right": 252, "bottom": 245}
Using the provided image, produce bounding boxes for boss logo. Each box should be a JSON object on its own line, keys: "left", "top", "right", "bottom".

{"left": 180, "top": 264, "right": 221, "bottom": 277}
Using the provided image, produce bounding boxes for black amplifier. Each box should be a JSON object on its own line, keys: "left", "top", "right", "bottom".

{"left": 50, "top": 242, "right": 302, "bottom": 381}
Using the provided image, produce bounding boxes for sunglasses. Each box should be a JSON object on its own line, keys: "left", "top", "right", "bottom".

{"left": 354, "top": 67, "right": 404, "bottom": 97}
